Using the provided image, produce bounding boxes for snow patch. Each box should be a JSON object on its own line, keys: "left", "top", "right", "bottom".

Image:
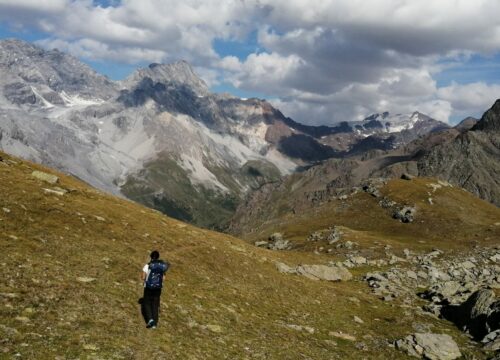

{"left": 30, "top": 87, "right": 54, "bottom": 108}
{"left": 60, "top": 91, "right": 104, "bottom": 107}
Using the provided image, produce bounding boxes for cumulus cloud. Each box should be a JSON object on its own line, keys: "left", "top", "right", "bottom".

{"left": 2, "top": 0, "right": 500, "bottom": 124}
{"left": 437, "top": 82, "right": 500, "bottom": 118}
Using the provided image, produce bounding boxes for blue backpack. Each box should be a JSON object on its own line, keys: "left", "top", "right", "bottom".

{"left": 145, "top": 261, "right": 169, "bottom": 289}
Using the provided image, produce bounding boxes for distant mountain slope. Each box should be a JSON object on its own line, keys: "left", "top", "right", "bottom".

{"left": 0, "top": 150, "right": 495, "bottom": 359}
{"left": 418, "top": 100, "right": 500, "bottom": 206}
{"left": 0, "top": 39, "right": 449, "bottom": 228}
{"left": 229, "top": 100, "right": 500, "bottom": 234}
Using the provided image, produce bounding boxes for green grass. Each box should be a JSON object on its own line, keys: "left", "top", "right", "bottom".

{"left": 235, "top": 178, "right": 500, "bottom": 256}
{"left": 0, "top": 151, "right": 493, "bottom": 359}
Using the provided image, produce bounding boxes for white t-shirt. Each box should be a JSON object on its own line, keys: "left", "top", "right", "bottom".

{"left": 143, "top": 264, "right": 150, "bottom": 287}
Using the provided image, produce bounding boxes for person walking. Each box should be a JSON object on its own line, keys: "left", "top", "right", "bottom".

{"left": 141, "top": 250, "right": 169, "bottom": 329}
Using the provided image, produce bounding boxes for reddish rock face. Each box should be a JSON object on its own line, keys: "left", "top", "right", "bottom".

{"left": 265, "top": 120, "right": 294, "bottom": 144}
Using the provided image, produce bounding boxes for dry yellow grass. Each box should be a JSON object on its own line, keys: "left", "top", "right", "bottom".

{"left": 240, "top": 178, "right": 500, "bottom": 257}
{"left": 0, "top": 151, "right": 493, "bottom": 359}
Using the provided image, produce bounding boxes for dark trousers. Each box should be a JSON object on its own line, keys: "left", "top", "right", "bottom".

{"left": 143, "top": 288, "right": 161, "bottom": 324}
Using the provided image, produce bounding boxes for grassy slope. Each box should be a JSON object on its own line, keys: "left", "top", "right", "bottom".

{"left": 236, "top": 178, "right": 500, "bottom": 255}
{"left": 0, "top": 151, "right": 494, "bottom": 359}
{"left": 121, "top": 155, "right": 281, "bottom": 230}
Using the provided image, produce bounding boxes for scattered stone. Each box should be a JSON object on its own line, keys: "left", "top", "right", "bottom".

{"left": 353, "top": 316, "right": 364, "bottom": 324}
{"left": 205, "top": 324, "right": 223, "bottom": 333}
{"left": 395, "top": 333, "right": 461, "bottom": 360}
{"left": 82, "top": 344, "right": 98, "bottom": 351}
{"left": 363, "top": 183, "right": 382, "bottom": 198}
{"left": 459, "top": 260, "right": 476, "bottom": 270}
{"left": 32, "top": 170, "right": 59, "bottom": 185}
{"left": 2, "top": 207, "right": 10, "bottom": 213}
{"left": 389, "top": 255, "right": 406, "bottom": 265}
{"left": 94, "top": 215, "right": 106, "bottom": 222}
{"left": 267, "top": 233, "right": 291, "bottom": 250}
{"left": 275, "top": 262, "right": 297, "bottom": 274}
{"left": 337, "top": 240, "right": 356, "bottom": 250}
{"left": 350, "top": 256, "right": 367, "bottom": 266}
{"left": 482, "top": 330, "right": 500, "bottom": 351}
{"left": 441, "top": 289, "right": 497, "bottom": 340}
{"left": 76, "top": 277, "right": 96, "bottom": 283}
{"left": 329, "top": 331, "right": 356, "bottom": 341}
{"left": 393, "top": 206, "right": 416, "bottom": 223}
{"left": 296, "top": 265, "right": 352, "bottom": 282}
{"left": 42, "top": 187, "right": 67, "bottom": 196}
{"left": 307, "top": 231, "right": 323, "bottom": 242}
{"left": 286, "top": 324, "right": 315, "bottom": 334}
{"left": 327, "top": 227, "right": 342, "bottom": 244}
{"left": 269, "top": 233, "right": 283, "bottom": 242}
{"left": 406, "top": 270, "right": 418, "bottom": 281}
{"left": 365, "top": 272, "right": 388, "bottom": 283}
{"left": 254, "top": 241, "right": 268, "bottom": 247}
{"left": 379, "top": 197, "right": 397, "bottom": 209}
{"left": 490, "top": 254, "right": 500, "bottom": 263}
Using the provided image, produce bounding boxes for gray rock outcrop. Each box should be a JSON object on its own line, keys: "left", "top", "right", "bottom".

{"left": 276, "top": 263, "right": 352, "bottom": 282}
{"left": 393, "top": 206, "right": 416, "bottom": 223}
{"left": 441, "top": 289, "right": 499, "bottom": 340}
{"left": 396, "top": 333, "right": 461, "bottom": 360}
{"left": 296, "top": 264, "right": 353, "bottom": 282}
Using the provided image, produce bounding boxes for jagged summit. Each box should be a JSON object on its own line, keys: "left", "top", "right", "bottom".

{"left": 360, "top": 111, "right": 437, "bottom": 132}
{"left": 454, "top": 117, "right": 478, "bottom": 132}
{"left": 0, "top": 38, "right": 482, "bottom": 229}
{"left": 473, "top": 98, "right": 500, "bottom": 132}
{"left": 0, "top": 38, "right": 117, "bottom": 103}
{"left": 124, "top": 60, "right": 209, "bottom": 96}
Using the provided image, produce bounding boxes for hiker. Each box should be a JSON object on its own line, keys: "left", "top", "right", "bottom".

{"left": 141, "top": 250, "right": 169, "bottom": 329}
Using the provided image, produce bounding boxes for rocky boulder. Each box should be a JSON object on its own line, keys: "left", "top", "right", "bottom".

{"left": 267, "top": 233, "right": 291, "bottom": 250}
{"left": 395, "top": 333, "right": 461, "bottom": 360}
{"left": 296, "top": 265, "right": 353, "bottom": 282}
{"left": 441, "top": 289, "right": 498, "bottom": 339}
{"left": 31, "top": 170, "right": 59, "bottom": 185}
{"left": 482, "top": 329, "right": 500, "bottom": 351}
{"left": 393, "top": 205, "right": 416, "bottom": 223}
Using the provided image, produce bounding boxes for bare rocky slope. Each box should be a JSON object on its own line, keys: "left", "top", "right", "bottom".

{"left": 1, "top": 150, "right": 499, "bottom": 359}
{"left": 418, "top": 100, "right": 500, "bottom": 206}
{"left": 0, "top": 38, "right": 449, "bottom": 229}
{"left": 229, "top": 99, "right": 500, "bottom": 235}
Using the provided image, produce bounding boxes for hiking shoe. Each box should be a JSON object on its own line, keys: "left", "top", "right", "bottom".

{"left": 146, "top": 319, "right": 155, "bottom": 328}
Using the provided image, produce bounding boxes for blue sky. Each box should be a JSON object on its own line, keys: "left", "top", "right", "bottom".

{"left": 1, "top": 0, "right": 500, "bottom": 125}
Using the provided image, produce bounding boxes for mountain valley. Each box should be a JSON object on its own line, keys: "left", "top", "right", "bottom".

{"left": 1, "top": 37, "right": 500, "bottom": 360}
{"left": 0, "top": 38, "right": 457, "bottom": 229}
{"left": 1, "top": 150, "right": 499, "bottom": 359}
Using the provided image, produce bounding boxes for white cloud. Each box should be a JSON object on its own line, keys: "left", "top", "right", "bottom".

{"left": 36, "top": 38, "right": 167, "bottom": 64}
{"left": 0, "top": 0, "right": 67, "bottom": 13}
{"left": 437, "top": 82, "right": 500, "bottom": 118}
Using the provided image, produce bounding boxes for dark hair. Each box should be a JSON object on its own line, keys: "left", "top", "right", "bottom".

{"left": 150, "top": 250, "right": 160, "bottom": 261}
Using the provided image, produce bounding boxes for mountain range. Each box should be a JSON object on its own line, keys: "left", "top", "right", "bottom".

{"left": 1, "top": 38, "right": 500, "bottom": 359}
{"left": 0, "top": 38, "right": 492, "bottom": 229}
{"left": 230, "top": 100, "right": 500, "bottom": 235}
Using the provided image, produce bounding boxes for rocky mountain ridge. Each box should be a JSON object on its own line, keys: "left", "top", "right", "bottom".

{"left": 230, "top": 99, "right": 500, "bottom": 234}
{"left": 0, "top": 38, "right": 451, "bottom": 228}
